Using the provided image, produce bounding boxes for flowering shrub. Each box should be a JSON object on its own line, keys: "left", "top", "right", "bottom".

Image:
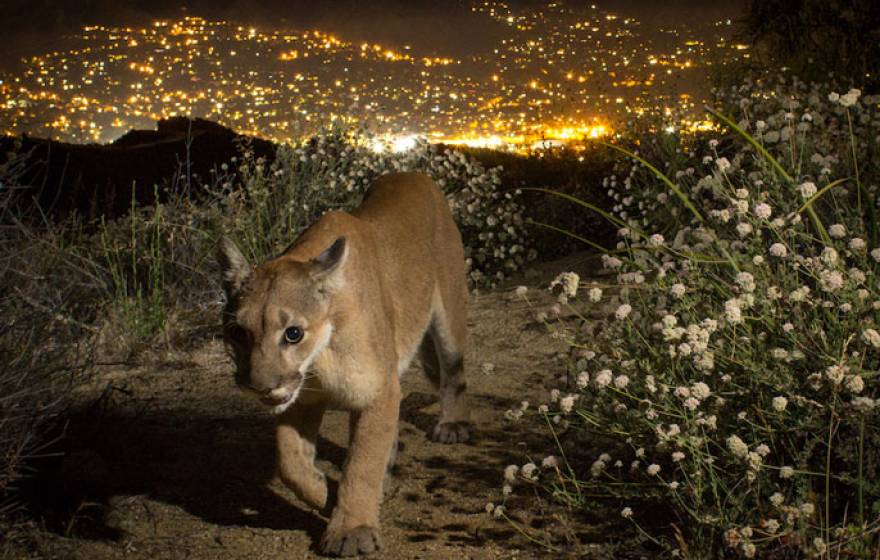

{"left": 208, "top": 128, "right": 532, "bottom": 287}
{"left": 506, "top": 80, "right": 880, "bottom": 557}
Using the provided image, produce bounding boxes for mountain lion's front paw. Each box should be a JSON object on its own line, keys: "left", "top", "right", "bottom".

{"left": 320, "top": 525, "right": 383, "bottom": 557}
{"left": 431, "top": 421, "right": 470, "bottom": 443}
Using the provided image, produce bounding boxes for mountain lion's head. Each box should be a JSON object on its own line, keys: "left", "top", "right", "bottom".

{"left": 217, "top": 236, "right": 347, "bottom": 414}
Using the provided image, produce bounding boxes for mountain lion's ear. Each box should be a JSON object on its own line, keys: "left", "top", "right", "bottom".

{"left": 217, "top": 237, "right": 251, "bottom": 298}
{"left": 310, "top": 236, "right": 347, "bottom": 285}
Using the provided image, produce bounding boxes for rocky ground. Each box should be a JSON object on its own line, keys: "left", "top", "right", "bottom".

{"left": 4, "top": 254, "right": 627, "bottom": 560}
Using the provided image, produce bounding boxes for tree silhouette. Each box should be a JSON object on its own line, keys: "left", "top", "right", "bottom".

{"left": 741, "top": 0, "right": 880, "bottom": 88}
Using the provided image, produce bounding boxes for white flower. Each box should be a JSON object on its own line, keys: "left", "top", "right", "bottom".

{"left": 594, "top": 369, "right": 612, "bottom": 388}
{"left": 789, "top": 286, "right": 810, "bottom": 302}
{"left": 845, "top": 375, "right": 865, "bottom": 394}
{"left": 615, "top": 303, "right": 632, "bottom": 320}
{"left": 520, "top": 462, "right": 538, "bottom": 480}
{"left": 821, "top": 246, "right": 839, "bottom": 265}
{"left": 514, "top": 285, "right": 528, "bottom": 297}
{"left": 621, "top": 507, "right": 633, "bottom": 519}
{"left": 646, "top": 464, "right": 661, "bottom": 476}
{"left": 724, "top": 299, "right": 743, "bottom": 324}
{"left": 828, "top": 223, "right": 847, "bottom": 238}
{"left": 819, "top": 269, "right": 844, "bottom": 292}
{"left": 828, "top": 92, "right": 840, "bottom": 103}
{"left": 503, "top": 464, "right": 519, "bottom": 482}
{"left": 726, "top": 435, "right": 749, "bottom": 458}
{"left": 872, "top": 248, "right": 880, "bottom": 262}
{"left": 754, "top": 203, "right": 772, "bottom": 219}
{"left": 769, "top": 243, "right": 788, "bottom": 257}
{"left": 648, "top": 233, "right": 665, "bottom": 247}
{"left": 780, "top": 466, "right": 794, "bottom": 479}
{"left": 559, "top": 394, "right": 577, "bottom": 413}
{"left": 550, "top": 272, "right": 580, "bottom": 299}
{"left": 670, "top": 283, "right": 686, "bottom": 298}
{"left": 588, "top": 287, "right": 603, "bottom": 302}
{"left": 849, "top": 237, "right": 866, "bottom": 251}
{"left": 716, "top": 157, "right": 731, "bottom": 172}
{"left": 576, "top": 371, "right": 590, "bottom": 389}
{"left": 771, "top": 348, "right": 789, "bottom": 360}
{"left": 614, "top": 375, "right": 630, "bottom": 389}
{"left": 839, "top": 88, "right": 861, "bottom": 108}
{"left": 798, "top": 181, "right": 817, "bottom": 199}
{"left": 542, "top": 455, "right": 558, "bottom": 468}
{"left": 691, "top": 382, "right": 711, "bottom": 400}
{"left": 602, "top": 255, "right": 623, "bottom": 269}
{"left": 736, "top": 272, "right": 756, "bottom": 292}
{"left": 671, "top": 451, "right": 685, "bottom": 462}
{"left": 712, "top": 208, "right": 732, "bottom": 223}
{"left": 772, "top": 396, "right": 788, "bottom": 411}
{"left": 736, "top": 222, "right": 753, "bottom": 237}
{"left": 852, "top": 397, "right": 877, "bottom": 412}
{"left": 826, "top": 365, "right": 847, "bottom": 385}
{"left": 863, "top": 328, "right": 880, "bottom": 348}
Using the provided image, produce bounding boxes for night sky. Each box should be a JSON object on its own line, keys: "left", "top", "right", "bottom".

{"left": 3, "top": 0, "right": 748, "bottom": 67}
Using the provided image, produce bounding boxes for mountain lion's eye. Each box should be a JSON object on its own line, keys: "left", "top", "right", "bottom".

{"left": 283, "top": 326, "right": 304, "bottom": 344}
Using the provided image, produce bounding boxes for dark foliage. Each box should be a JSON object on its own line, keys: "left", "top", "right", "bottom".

{"left": 459, "top": 145, "right": 617, "bottom": 260}
{"left": 741, "top": 0, "right": 880, "bottom": 88}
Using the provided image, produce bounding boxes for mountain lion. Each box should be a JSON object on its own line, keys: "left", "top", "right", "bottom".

{"left": 217, "top": 172, "right": 470, "bottom": 556}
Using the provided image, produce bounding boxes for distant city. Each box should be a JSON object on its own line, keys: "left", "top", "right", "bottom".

{"left": 0, "top": 1, "right": 748, "bottom": 151}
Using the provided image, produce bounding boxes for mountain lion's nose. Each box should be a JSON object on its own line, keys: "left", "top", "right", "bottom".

{"left": 260, "top": 387, "right": 293, "bottom": 407}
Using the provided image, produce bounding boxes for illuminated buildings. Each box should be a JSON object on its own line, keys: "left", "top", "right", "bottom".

{"left": 0, "top": 2, "right": 746, "bottom": 149}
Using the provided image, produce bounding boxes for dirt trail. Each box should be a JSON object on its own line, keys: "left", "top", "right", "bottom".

{"left": 14, "top": 255, "right": 605, "bottom": 560}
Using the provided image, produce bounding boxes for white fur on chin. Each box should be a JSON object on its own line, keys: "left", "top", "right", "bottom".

{"left": 270, "top": 384, "right": 301, "bottom": 415}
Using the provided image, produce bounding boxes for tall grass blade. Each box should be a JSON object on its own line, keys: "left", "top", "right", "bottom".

{"left": 521, "top": 187, "right": 644, "bottom": 236}
{"left": 705, "top": 106, "right": 831, "bottom": 245}
{"left": 528, "top": 220, "right": 610, "bottom": 253}
{"left": 796, "top": 178, "right": 848, "bottom": 214}
{"left": 595, "top": 140, "right": 705, "bottom": 225}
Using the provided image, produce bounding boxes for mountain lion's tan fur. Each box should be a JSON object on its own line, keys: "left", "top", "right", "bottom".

{"left": 217, "top": 172, "right": 470, "bottom": 556}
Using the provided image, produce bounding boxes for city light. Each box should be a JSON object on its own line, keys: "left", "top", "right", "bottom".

{"left": 0, "top": 2, "right": 747, "bottom": 149}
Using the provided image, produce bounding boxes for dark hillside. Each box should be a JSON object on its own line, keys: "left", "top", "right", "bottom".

{"left": 1, "top": 117, "right": 275, "bottom": 222}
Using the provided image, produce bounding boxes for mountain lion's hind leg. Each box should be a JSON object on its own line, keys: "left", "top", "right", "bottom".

{"left": 276, "top": 404, "right": 328, "bottom": 510}
{"left": 421, "top": 304, "right": 470, "bottom": 443}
